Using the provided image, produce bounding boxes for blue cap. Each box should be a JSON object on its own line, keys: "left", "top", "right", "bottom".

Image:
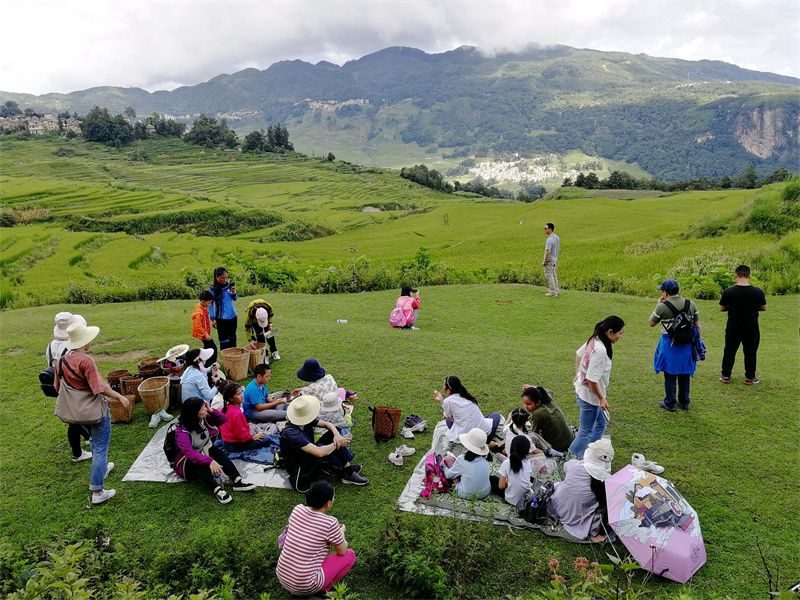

{"left": 657, "top": 279, "right": 679, "bottom": 294}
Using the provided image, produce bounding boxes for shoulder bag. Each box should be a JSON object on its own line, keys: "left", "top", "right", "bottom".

{"left": 54, "top": 356, "right": 106, "bottom": 425}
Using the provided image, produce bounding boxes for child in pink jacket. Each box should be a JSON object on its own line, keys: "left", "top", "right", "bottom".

{"left": 389, "top": 286, "right": 420, "bottom": 329}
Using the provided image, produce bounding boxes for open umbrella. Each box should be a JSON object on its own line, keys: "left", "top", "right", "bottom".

{"left": 605, "top": 465, "right": 706, "bottom": 583}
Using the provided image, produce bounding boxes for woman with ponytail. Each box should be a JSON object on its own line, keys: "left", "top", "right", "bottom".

{"left": 491, "top": 435, "right": 533, "bottom": 506}
{"left": 433, "top": 375, "right": 502, "bottom": 447}
{"left": 568, "top": 316, "right": 625, "bottom": 458}
{"left": 520, "top": 385, "right": 574, "bottom": 453}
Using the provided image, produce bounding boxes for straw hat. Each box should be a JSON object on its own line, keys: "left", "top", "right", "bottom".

{"left": 459, "top": 428, "right": 490, "bottom": 456}
{"left": 296, "top": 358, "right": 326, "bottom": 382}
{"left": 583, "top": 438, "right": 615, "bottom": 481}
{"left": 255, "top": 307, "right": 269, "bottom": 327}
{"left": 65, "top": 321, "right": 100, "bottom": 350}
{"left": 286, "top": 394, "right": 320, "bottom": 426}
{"left": 162, "top": 344, "right": 190, "bottom": 363}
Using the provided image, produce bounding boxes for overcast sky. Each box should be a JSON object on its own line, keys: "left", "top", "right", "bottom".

{"left": 2, "top": 0, "right": 798, "bottom": 95}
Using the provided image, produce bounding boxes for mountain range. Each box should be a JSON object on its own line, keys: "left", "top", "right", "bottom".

{"left": 3, "top": 45, "right": 799, "bottom": 180}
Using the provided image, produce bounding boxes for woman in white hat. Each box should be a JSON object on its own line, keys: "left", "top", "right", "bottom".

{"left": 54, "top": 320, "right": 131, "bottom": 505}
{"left": 546, "top": 438, "right": 614, "bottom": 542}
{"left": 443, "top": 428, "right": 492, "bottom": 500}
{"left": 46, "top": 313, "right": 94, "bottom": 462}
{"left": 279, "top": 395, "right": 368, "bottom": 491}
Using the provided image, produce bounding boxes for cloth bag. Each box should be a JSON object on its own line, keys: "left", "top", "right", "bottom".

{"left": 54, "top": 357, "right": 106, "bottom": 425}
{"left": 369, "top": 405, "right": 401, "bottom": 442}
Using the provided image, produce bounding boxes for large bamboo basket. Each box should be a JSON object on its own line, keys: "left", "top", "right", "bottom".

{"left": 109, "top": 394, "right": 135, "bottom": 423}
{"left": 222, "top": 348, "right": 250, "bottom": 381}
{"left": 247, "top": 342, "right": 267, "bottom": 372}
{"left": 138, "top": 376, "right": 169, "bottom": 415}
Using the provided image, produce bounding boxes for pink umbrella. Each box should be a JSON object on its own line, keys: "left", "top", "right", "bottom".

{"left": 605, "top": 465, "right": 707, "bottom": 583}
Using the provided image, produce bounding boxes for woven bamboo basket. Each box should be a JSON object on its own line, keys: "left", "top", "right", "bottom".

{"left": 106, "top": 369, "right": 131, "bottom": 392}
{"left": 109, "top": 394, "right": 135, "bottom": 424}
{"left": 138, "top": 376, "right": 169, "bottom": 415}
{"left": 138, "top": 358, "right": 164, "bottom": 379}
{"left": 247, "top": 342, "right": 266, "bottom": 372}
{"left": 120, "top": 374, "right": 143, "bottom": 401}
{"left": 222, "top": 347, "right": 250, "bottom": 381}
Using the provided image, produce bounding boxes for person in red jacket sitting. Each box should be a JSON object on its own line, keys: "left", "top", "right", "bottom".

{"left": 218, "top": 382, "right": 276, "bottom": 451}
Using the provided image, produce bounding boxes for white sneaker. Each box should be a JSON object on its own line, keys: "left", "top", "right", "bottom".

{"left": 271, "top": 351, "right": 281, "bottom": 361}
{"left": 148, "top": 414, "right": 162, "bottom": 428}
{"left": 400, "top": 427, "right": 415, "bottom": 439}
{"left": 410, "top": 326, "right": 420, "bottom": 331}
{"left": 409, "top": 420, "right": 428, "bottom": 433}
{"left": 215, "top": 488, "right": 233, "bottom": 504}
{"left": 105, "top": 462, "right": 115, "bottom": 479}
{"left": 631, "top": 453, "right": 665, "bottom": 475}
{"left": 395, "top": 444, "right": 416, "bottom": 457}
{"left": 388, "top": 452, "right": 404, "bottom": 466}
{"left": 72, "top": 450, "right": 92, "bottom": 463}
{"left": 91, "top": 488, "right": 116, "bottom": 505}
{"left": 158, "top": 410, "right": 173, "bottom": 421}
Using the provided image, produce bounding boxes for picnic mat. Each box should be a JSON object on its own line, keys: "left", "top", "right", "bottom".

{"left": 122, "top": 422, "right": 292, "bottom": 489}
{"left": 396, "top": 421, "right": 595, "bottom": 543}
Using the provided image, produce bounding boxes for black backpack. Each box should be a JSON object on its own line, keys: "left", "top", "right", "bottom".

{"left": 517, "top": 480, "right": 555, "bottom": 524}
{"left": 662, "top": 300, "right": 695, "bottom": 345}
{"left": 163, "top": 423, "right": 179, "bottom": 464}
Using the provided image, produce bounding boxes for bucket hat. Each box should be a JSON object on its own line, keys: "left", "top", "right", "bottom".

{"left": 162, "top": 344, "right": 190, "bottom": 363}
{"left": 583, "top": 438, "right": 615, "bottom": 481}
{"left": 459, "top": 428, "right": 490, "bottom": 456}
{"left": 53, "top": 312, "right": 74, "bottom": 341}
{"left": 287, "top": 394, "right": 320, "bottom": 426}
{"left": 657, "top": 279, "right": 679, "bottom": 294}
{"left": 321, "top": 391, "right": 342, "bottom": 411}
{"left": 296, "top": 358, "right": 326, "bottom": 382}
{"left": 255, "top": 307, "right": 269, "bottom": 327}
{"left": 65, "top": 321, "right": 100, "bottom": 350}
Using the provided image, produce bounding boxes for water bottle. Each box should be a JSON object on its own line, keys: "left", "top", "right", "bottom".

{"left": 336, "top": 319, "right": 348, "bottom": 324}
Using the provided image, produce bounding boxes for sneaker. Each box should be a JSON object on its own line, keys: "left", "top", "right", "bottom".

{"left": 91, "top": 488, "right": 116, "bottom": 505}
{"left": 341, "top": 470, "right": 369, "bottom": 486}
{"left": 349, "top": 463, "right": 363, "bottom": 474}
{"left": 744, "top": 377, "right": 760, "bottom": 385}
{"left": 105, "top": 462, "right": 115, "bottom": 479}
{"left": 631, "top": 453, "right": 665, "bottom": 475}
{"left": 400, "top": 427, "right": 415, "bottom": 439}
{"left": 271, "top": 351, "right": 281, "bottom": 361}
{"left": 148, "top": 414, "right": 162, "bottom": 428}
{"left": 395, "top": 444, "right": 416, "bottom": 457}
{"left": 232, "top": 481, "right": 256, "bottom": 492}
{"left": 409, "top": 420, "right": 428, "bottom": 434}
{"left": 659, "top": 400, "right": 677, "bottom": 412}
{"left": 388, "top": 452, "right": 404, "bottom": 466}
{"left": 72, "top": 450, "right": 93, "bottom": 463}
{"left": 158, "top": 410, "right": 173, "bottom": 421}
{"left": 410, "top": 326, "right": 420, "bottom": 330}
{"left": 679, "top": 403, "right": 690, "bottom": 411}
{"left": 215, "top": 488, "right": 233, "bottom": 504}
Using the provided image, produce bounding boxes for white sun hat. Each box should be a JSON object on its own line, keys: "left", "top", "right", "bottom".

{"left": 65, "top": 321, "right": 100, "bottom": 350}
{"left": 458, "top": 427, "right": 490, "bottom": 456}
{"left": 583, "top": 438, "right": 615, "bottom": 481}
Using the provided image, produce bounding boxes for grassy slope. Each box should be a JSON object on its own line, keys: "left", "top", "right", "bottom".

{"left": 1, "top": 138, "right": 794, "bottom": 308}
{"left": 0, "top": 285, "right": 797, "bottom": 597}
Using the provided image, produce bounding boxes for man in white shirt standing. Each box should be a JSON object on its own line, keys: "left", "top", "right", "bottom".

{"left": 542, "top": 222, "right": 560, "bottom": 297}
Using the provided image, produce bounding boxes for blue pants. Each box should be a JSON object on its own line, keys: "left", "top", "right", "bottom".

{"left": 663, "top": 373, "right": 690, "bottom": 409}
{"left": 89, "top": 414, "right": 111, "bottom": 491}
{"left": 567, "top": 396, "right": 606, "bottom": 458}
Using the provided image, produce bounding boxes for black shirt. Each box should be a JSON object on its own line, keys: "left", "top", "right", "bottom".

{"left": 719, "top": 284, "right": 766, "bottom": 327}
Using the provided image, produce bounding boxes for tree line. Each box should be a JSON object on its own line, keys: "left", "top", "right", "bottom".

{"left": 400, "top": 164, "right": 546, "bottom": 202}
{"left": 564, "top": 166, "right": 794, "bottom": 191}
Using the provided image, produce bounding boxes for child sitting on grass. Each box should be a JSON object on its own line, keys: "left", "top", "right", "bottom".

{"left": 218, "top": 382, "right": 275, "bottom": 451}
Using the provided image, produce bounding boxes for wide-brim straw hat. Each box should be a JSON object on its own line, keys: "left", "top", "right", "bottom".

{"left": 162, "top": 344, "right": 190, "bottom": 363}
{"left": 65, "top": 321, "right": 100, "bottom": 350}
{"left": 287, "top": 394, "right": 321, "bottom": 426}
{"left": 296, "top": 358, "right": 326, "bottom": 382}
{"left": 459, "top": 427, "right": 490, "bottom": 456}
{"left": 583, "top": 438, "right": 615, "bottom": 481}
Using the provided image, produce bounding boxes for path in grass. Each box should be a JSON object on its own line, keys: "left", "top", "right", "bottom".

{"left": 0, "top": 284, "right": 797, "bottom": 597}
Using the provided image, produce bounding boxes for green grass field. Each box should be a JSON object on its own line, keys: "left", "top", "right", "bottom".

{"left": 0, "top": 285, "right": 797, "bottom": 598}
{"left": 1, "top": 138, "right": 797, "bottom": 309}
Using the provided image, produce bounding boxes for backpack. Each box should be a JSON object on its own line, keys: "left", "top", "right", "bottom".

{"left": 163, "top": 423, "right": 179, "bottom": 464}
{"left": 389, "top": 305, "right": 406, "bottom": 327}
{"left": 419, "top": 453, "right": 451, "bottom": 498}
{"left": 39, "top": 366, "right": 58, "bottom": 398}
{"left": 369, "top": 405, "right": 401, "bottom": 442}
{"left": 516, "top": 480, "right": 555, "bottom": 524}
{"left": 662, "top": 300, "right": 695, "bottom": 345}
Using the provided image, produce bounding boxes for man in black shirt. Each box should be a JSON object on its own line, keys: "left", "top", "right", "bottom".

{"left": 719, "top": 265, "right": 767, "bottom": 385}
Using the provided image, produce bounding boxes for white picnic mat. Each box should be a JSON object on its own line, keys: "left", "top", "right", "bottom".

{"left": 122, "top": 422, "right": 292, "bottom": 489}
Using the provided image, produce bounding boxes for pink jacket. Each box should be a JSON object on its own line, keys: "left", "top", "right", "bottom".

{"left": 393, "top": 295, "right": 420, "bottom": 327}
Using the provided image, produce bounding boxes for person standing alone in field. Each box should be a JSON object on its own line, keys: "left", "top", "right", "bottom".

{"left": 719, "top": 265, "right": 767, "bottom": 385}
{"left": 542, "top": 223, "right": 560, "bottom": 296}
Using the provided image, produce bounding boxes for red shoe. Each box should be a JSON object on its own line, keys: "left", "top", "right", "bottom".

{"left": 719, "top": 375, "right": 731, "bottom": 384}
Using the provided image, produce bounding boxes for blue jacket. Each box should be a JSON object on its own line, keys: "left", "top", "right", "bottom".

{"left": 180, "top": 366, "right": 217, "bottom": 402}
{"left": 209, "top": 283, "right": 238, "bottom": 320}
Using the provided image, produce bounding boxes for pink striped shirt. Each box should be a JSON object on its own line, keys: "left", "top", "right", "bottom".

{"left": 276, "top": 504, "right": 345, "bottom": 595}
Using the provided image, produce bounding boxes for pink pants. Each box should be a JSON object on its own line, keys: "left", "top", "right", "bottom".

{"left": 321, "top": 549, "right": 356, "bottom": 591}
